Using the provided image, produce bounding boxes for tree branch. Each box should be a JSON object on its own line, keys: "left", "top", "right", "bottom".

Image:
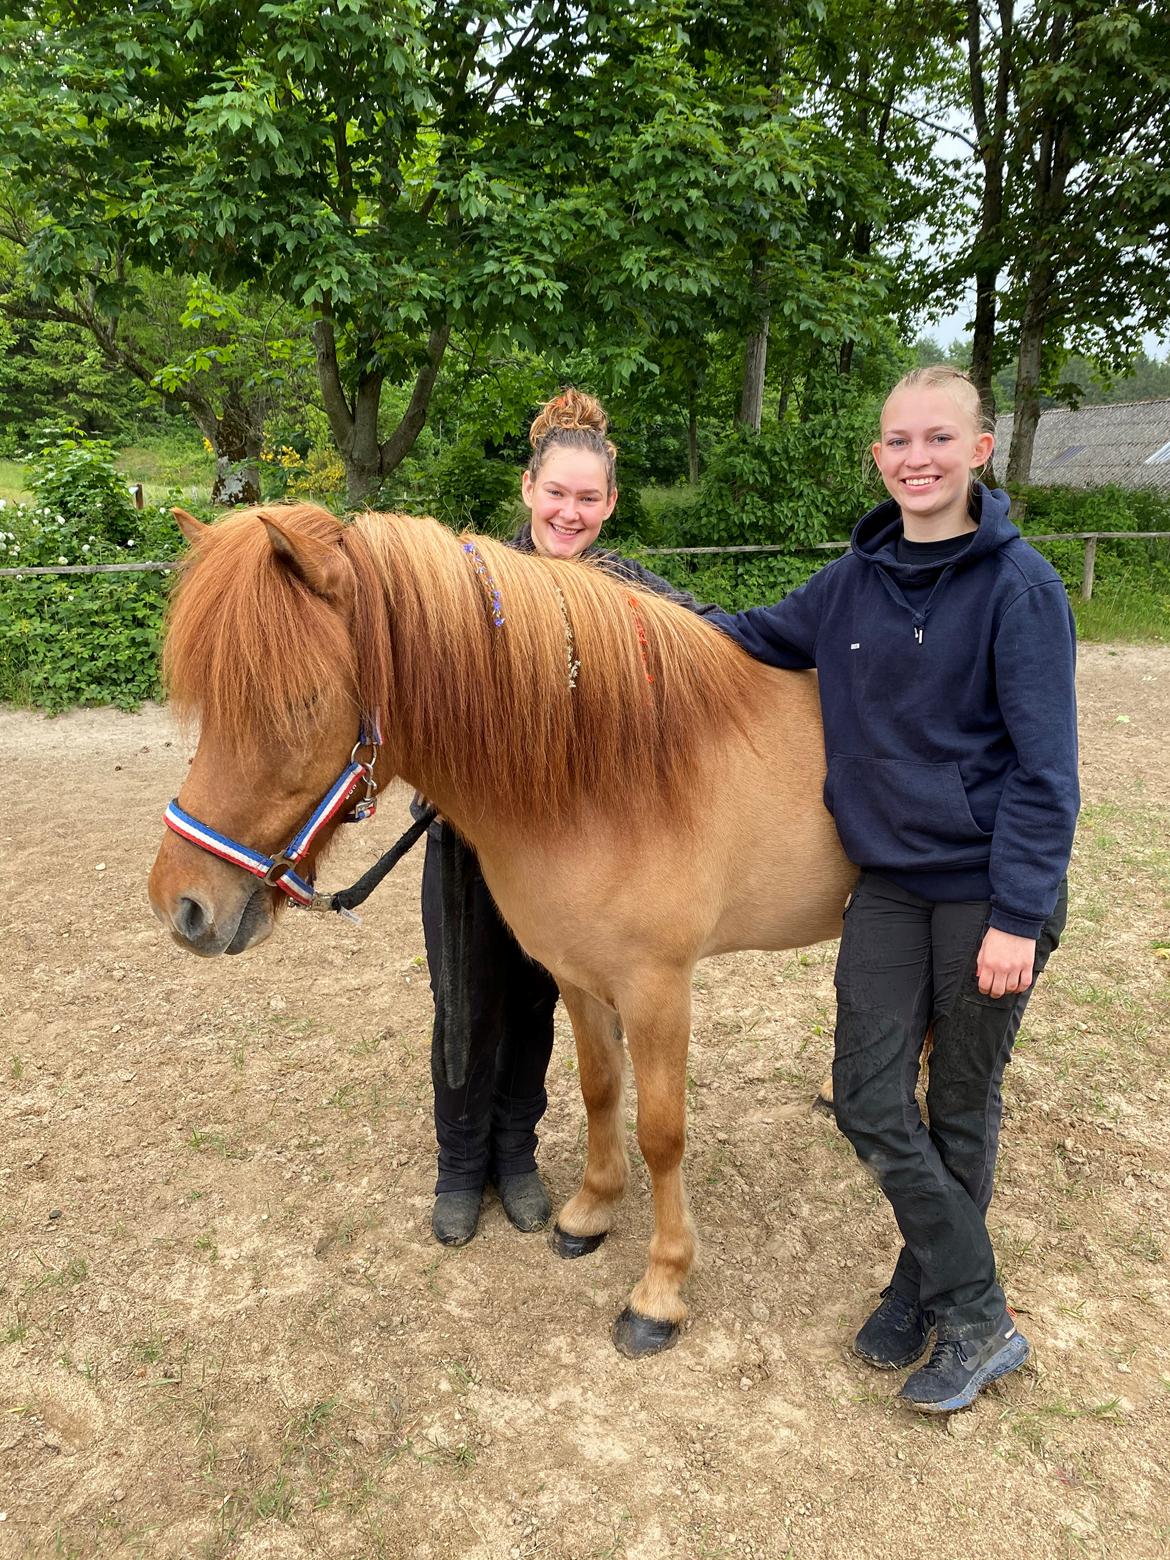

{"left": 311, "top": 307, "right": 356, "bottom": 452}
{"left": 378, "top": 321, "right": 451, "bottom": 474}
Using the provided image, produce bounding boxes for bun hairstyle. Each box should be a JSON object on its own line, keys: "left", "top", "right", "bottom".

{"left": 527, "top": 388, "right": 618, "bottom": 496}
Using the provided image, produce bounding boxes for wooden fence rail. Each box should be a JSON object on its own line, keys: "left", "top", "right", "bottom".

{"left": 2, "top": 531, "right": 1168, "bottom": 602}
{"left": 639, "top": 531, "right": 1170, "bottom": 602}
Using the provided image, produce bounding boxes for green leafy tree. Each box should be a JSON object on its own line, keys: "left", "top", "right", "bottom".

{"left": 0, "top": 0, "right": 925, "bottom": 504}
{"left": 961, "top": 0, "right": 1170, "bottom": 484}
{"left": 0, "top": 179, "right": 319, "bottom": 503}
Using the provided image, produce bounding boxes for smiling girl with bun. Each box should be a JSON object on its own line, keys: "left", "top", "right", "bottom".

{"left": 420, "top": 388, "right": 714, "bottom": 1248}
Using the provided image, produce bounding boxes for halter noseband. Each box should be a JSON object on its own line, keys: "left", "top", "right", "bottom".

{"left": 163, "top": 720, "right": 382, "bottom": 920}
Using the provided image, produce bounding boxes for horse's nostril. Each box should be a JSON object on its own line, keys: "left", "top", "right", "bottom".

{"left": 175, "top": 895, "right": 211, "bottom": 943}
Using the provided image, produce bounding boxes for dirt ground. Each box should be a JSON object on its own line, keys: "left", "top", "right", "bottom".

{"left": 1, "top": 643, "right": 1168, "bottom": 1560}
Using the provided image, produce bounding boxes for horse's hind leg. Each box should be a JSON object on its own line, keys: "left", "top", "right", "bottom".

{"left": 611, "top": 977, "right": 695, "bottom": 1359}
{"left": 551, "top": 981, "right": 629, "bottom": 1257}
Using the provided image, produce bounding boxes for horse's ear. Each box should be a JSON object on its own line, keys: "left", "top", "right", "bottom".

{"left": 173, "top": 507, "right": 211, "bottom": 546}
{"left": 261, "top": 512, "right": 347, "bottom": 600}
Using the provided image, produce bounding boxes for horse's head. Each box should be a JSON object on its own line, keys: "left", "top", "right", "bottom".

{"left": 148, "top": 504, "right": 386, "bottom": 956}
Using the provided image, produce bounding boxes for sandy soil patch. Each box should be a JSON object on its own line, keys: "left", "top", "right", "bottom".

{"left": 1, "top": 644, "right": 1168, "bottom": 1559}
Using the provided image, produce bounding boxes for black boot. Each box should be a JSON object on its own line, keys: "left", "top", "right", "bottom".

{"left": 494, "top": 1170, "right": 551, "bottom": 1233}
{"left": 431, "top": 1188, "right": 482, "bottom": 1246}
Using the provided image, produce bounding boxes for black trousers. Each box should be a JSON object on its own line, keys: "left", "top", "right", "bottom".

{"left": 421, "top": 832, "right": 559, "bottom": 1194}
{"left": 832, "top": 873, "right": 1067, "bottom": 1339}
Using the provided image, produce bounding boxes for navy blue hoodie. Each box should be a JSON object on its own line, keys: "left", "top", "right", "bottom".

{"left": 706, "top": 485, "right": 1079, "bottom": 939}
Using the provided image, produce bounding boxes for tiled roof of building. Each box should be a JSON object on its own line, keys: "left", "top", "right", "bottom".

{"left": 995, "top": 400, "right": 1170, "bottom": 490}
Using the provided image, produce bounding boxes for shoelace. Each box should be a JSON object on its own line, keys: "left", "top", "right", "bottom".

{"left": 882, "top": 1290, "right": 933, "bottom": 1331}
{"left": 918, "top": 1337, "right": 971, "bottom": 1376}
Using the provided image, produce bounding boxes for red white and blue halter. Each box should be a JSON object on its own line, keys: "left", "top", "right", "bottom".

{"left": 163, "top": 721, "right": 382, "bottom": 915}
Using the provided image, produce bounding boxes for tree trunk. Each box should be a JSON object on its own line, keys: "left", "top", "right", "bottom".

{"left": 738, "top": 327, "right": 768, "bottom": 433}
{"left": 776, "top": 374, "right": 791, "bottom": 422}
{"left": 312, "top": 312, "right": 450, "bottom": 507}
{"left": 207, "top": 394, "right": 262, "bottom": 506}
{"left": 1006, "top": 11, "right": 1073, "bottom": 493}
{"left": 1005, "top": 268, "right": 1049, "bottom": 491}
{"left": 687, "top": 401, "right": 700, "bottom": 485}
{"left": 966, "top": 0, "right": 1014, "bottom": 489}
{"left": 736, "top": 247, "right": 769, "bottom": 434}
{"left": 346, "top": 372, "right": 385, "bottom": 508}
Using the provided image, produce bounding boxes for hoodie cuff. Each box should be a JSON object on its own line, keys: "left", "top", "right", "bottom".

{"left": 988, "top": 907, "right": 1044, "bottom": 941}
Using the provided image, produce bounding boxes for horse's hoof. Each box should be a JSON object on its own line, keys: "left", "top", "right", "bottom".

{"left": 812, "top": 1091, "right": 836, "bottom": 1118}
{"left": 549, "top": 1223, "right": 606, "bottom": 1259}
{"left": 611, "top": 1306, "right": 680, "bottom": 1358}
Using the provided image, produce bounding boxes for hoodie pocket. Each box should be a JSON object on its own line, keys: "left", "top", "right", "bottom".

{"left": 824, "top": 755, "right": 992, "bottom": 870}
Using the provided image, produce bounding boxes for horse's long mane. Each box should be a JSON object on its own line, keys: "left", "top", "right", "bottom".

{"left": 164, "top": 503, "right": 761, "bottom": 826}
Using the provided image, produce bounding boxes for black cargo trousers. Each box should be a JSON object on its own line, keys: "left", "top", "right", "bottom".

{"left": 421, "top": 829, "right": 559, "bottom": 1195}
{"left": 831, "top": 873, "right": 1068, "bottom": 1340}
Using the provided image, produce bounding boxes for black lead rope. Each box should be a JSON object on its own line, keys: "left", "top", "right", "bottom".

{"left": 435, "top": 822, "right": 476, "bottom": 1092}
{"left": 312, "top": 805, "right": 438, "bottom": 915}
{"left": 312, "top": 802, "right": 472, "bottom": 1090}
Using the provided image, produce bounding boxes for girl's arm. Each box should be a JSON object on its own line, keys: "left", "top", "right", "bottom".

{"left": 702, "top": 570, "right": 827, "bottom": 670}
{"left": 986, "top": 580, "right": 1080, "bottom": 942}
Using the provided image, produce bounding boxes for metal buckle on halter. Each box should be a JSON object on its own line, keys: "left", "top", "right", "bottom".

{"left": 263, "top": 853, "right": 296, "bottom": 886}
{"left": 348, "top": 738, "right": 380, "bottom": 823}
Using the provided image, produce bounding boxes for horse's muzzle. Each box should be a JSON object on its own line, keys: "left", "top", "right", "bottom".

{"left": 152, "top": 882, "right": 275, "bottom": 957}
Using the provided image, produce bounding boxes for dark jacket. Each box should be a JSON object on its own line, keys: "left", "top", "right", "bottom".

{"left": 704, "top": 485, "right": 1079, "bottom": 939}
{"left": 508, "top": 520, "right": 717, "bottom": 614}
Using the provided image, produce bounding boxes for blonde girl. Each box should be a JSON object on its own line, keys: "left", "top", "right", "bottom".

{"left": 707, "top": 366, "right": 1079, "bottom": 1412}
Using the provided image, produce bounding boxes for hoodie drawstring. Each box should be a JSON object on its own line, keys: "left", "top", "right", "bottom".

{"left": 875, "top": 563, "right": 958, "bottom": 646}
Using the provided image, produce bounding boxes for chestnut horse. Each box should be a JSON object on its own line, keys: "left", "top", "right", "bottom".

{"left": 148, "top": 503, "right": 853, "bottom": 1357}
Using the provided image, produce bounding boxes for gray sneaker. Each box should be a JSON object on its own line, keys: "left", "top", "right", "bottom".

{"left": 899, "top": 1314, "right": 1030, "bottom": 1413}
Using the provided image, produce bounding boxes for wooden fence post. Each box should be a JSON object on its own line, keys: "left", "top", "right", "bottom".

{"left": 1082, "top": 535, "right": 1098, "bottom": 602}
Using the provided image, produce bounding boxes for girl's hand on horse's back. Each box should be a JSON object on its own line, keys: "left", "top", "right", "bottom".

{"left": 976, "top": 928, "right": 1037, "bottom": 999}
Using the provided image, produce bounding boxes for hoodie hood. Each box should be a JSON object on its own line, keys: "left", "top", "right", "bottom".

{"left": 850, "top": 484, "right": 1019, "bottom": 577}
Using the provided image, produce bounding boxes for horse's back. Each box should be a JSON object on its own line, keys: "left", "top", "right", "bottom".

{"left": 479, "top": 661, "right": 852, "bottom": 988}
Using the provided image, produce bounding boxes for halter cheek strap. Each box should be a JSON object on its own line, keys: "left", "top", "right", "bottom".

{"left": 163, "top": 720, "right": 382, "bottom": 915}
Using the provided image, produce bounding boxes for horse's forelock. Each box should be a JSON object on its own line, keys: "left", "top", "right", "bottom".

{"left": 163, "top": 504, "right": 362, "bottom": 749}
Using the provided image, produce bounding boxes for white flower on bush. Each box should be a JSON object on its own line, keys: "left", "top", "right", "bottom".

{"left": 58, "top": 556, "right": 68, "bottom": 565}
{"left": 82, "top": 544, "right": 90, "bottom": 553}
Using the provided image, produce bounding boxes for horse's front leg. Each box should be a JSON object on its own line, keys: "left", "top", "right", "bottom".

{"left": 612, "top": 977, "right": 695, "bottom": 1359}
{"left": 550, "top": 981, "right": 629, "bottom": 1257}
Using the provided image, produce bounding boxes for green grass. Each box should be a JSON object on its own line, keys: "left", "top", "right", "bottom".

{"left": 0, "top": 458, "right": 30, "bottom": 504}
{"left": 1071, "top": 582, "right": 1169, "bottom": 643}
{"left": 1, "top": 431, "right": 211, "bottom": 511}
{"left": 115, "top": 431, "right": 212, "bottom": 507}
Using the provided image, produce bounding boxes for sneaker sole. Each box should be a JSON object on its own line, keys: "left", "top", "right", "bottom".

{"left": 853, "top": 1335, "right": 932, "bottom": 1370}
{"left": 902, "top": 1333, "right": 1031, "bottom": 1414}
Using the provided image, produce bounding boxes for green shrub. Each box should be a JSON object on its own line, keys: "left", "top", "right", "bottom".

{"left": 407, "top": 437, "right": 517, "bottom": 532}
{"left": 0, "top": 568, "right": 168, "bottom": 709}
{"left": 0, "top": 432, "right": 181, "bottom": 710}
{"left": 25, "top": 427, "right": 140, "bottom": 545}
{"left": 634, "top": 547, "right": 827, "bottom": 611}
{"left": 1017, "top": 484, "right": 1170, "bottom": 596}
